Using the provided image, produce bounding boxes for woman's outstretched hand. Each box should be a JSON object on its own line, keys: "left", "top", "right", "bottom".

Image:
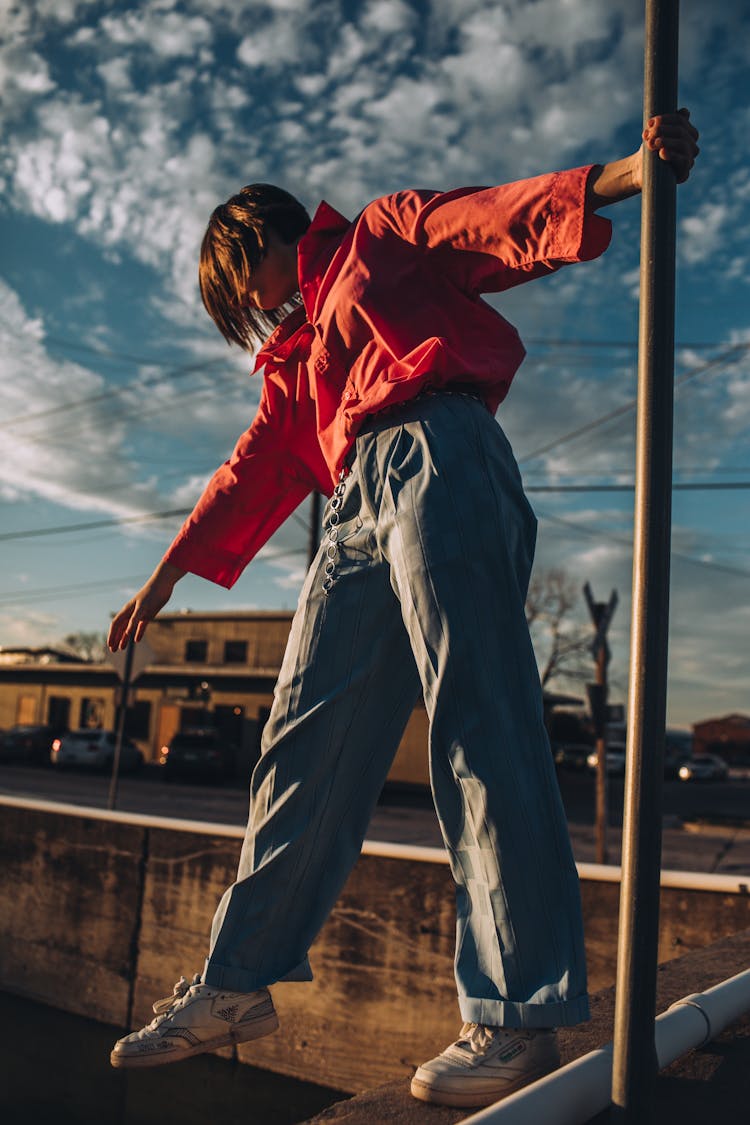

{"left": 108, "top": 561, "right": 185, "bottom": 651}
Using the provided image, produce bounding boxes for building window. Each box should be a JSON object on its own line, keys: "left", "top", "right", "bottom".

{"left": 47, "top": 696, "right": 71, "bottom": 730}
{"left": 80, "top": 697, "right": 105, "bottom": 728}
{"left": 184, "top": 639, "right": 208, "bottom": 663}
{"left": 15, "top": 695, "right": 37, "bottom": 724}
{"left": 125, "top": 700, "right": 152, "bottom": 741}
{"left": 223, "top": 640, "right": 247, "bottom": 664}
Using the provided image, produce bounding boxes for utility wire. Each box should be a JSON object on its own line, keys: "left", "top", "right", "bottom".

{"left": 537, "top": 509, "right": 750, "bottom": 580}
{"left": 523, "top": 337, "right": 722, "bottom": 351}
{"left": 519, "top": 341, "right": 749, "bottom": 463}
{"left": 5, "top": 333, "right": 735, "bottom": 434}
{"left": 0, "top": 545, "right": 308, "bottom": 605}
{"left": 0, "top": 509, "right": 191, "bottom": 542}
{"left": 5, "top": 475, "right": 749, "bottom": 544}
{"left": 0, "top": 357, "right": 232, "bottom": 430}
{"left": 527, "top": 481, "right": 750, "bottom": 493}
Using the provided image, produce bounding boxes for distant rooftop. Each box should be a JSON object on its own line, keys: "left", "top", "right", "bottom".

{"left": 0, "top": 647, "right": 87, "bottom": 665}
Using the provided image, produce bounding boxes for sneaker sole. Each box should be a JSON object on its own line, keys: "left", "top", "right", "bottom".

{"left": 410, "top": 1061, "right": 558, "bottom": 1108}
{"left": 110, "top": 1006, "right": 279, "bottom": 1069}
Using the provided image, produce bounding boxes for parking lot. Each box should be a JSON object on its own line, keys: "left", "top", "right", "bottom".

{"left": 1, "top": 756, "right": 748, "bottom": 842}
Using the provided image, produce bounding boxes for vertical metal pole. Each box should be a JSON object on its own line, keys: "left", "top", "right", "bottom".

{"left": 594, "top": 642, "right": 609, "bottom": 866}
{"left": 108, "top": 637, "right": 135, "bottom": 811}
{"left": 611, "top": 0, "right": 679, "bottom": 1121}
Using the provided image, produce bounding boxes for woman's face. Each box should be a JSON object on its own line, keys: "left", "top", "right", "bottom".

{"left": 237, "top": 227, "right": 300, "bottom": 311}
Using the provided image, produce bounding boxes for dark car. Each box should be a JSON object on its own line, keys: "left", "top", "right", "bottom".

{"left": 677, "top": 754, "right": 729, "bottom": 783}
{"left": 586, "top": 744, "right": 627, "bottom": 777}
{"left": 0, "top": 724, "right": 65, "bottom": 766}
{"left": 553, "top": 743, "right": 593, "bottom": 772}
{"left": 160, "top": 729, "right": 237, "bottom": 782}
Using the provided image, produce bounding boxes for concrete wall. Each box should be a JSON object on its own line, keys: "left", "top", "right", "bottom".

{"left": 1, "top": 799, "right": 748, "bottom": 1093}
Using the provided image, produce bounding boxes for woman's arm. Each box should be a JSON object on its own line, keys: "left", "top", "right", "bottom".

{"left": 586, "top": 108, "right": 699, "bottom": 210}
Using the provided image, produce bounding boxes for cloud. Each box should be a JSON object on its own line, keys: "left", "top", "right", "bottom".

{"left": 99, "top": 8, "right": 213, "bottom": 59}
{"left": 0, "top": 275, "right": 257, "bottom": 521}
{"left": 680, "top": 201, "right": 731, "bottom": 265}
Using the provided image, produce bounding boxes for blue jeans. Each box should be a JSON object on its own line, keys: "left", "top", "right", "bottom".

{"left": 204, "top": 393, "right": 589, "bottom": 1028}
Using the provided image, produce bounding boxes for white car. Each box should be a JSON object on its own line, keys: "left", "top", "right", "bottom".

{"left": 50, "top": 729, "right": 143, "bottom": 772}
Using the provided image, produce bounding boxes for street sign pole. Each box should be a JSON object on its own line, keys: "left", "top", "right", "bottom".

{"left": 108, "top": 637, "right": 136, "bottom": 811}
{"left": 611, "top": 0, "right": 680, "bottom": 1120}
{"left": 584, "top": 584, "right": 618, "bottom": 865}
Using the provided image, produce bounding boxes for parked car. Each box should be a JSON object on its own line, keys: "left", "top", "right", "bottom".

{"left": 0, "top": 724, "right": 66, "bottom": 766}
{"left": 553, "top": 743, "right": 593, "bottom": 772}
{"left": 586, "top": 744, "right": 627, "bottom": 777}
{"left": 50, "top": 730, "right": 143, "bottom": 772}
{"left": 677, "top": 754, "right": 729, "bottom": 783}
{"left": 160, "top": 728, "right": 237, "bottom": 782}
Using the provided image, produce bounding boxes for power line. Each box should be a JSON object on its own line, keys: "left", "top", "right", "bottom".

{"left": 523, "top": 337, "right": 724, "bottom": 351}
{"left": 0, "top": 547, "right": 308, "bottom": 606}
{"left": 0, "top": 357, "right": 231, "bottom": 430}
{"left": 527, "top": 481, "right": 750, "bottom": 493}
{"left": 519, "top": 341, "right": 750, "bottom": 463}
{"left": 0, "top": 575, "right": 148, "bottom": 606}
{"left": 42, "top": 334, "right": 212, "bottom": 367}
{"left": 0, "top": 509, "right": 191, "bottom": 542}
{"left": 537, "top": 509, "right": 750, "bottom": 580}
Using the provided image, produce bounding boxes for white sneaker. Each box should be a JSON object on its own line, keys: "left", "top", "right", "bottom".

{"left": 411, "top": 1023, "right": 560, "bottom": 1108}
{"left": 110, "top": 973, "right": 279, "bottom": 1069}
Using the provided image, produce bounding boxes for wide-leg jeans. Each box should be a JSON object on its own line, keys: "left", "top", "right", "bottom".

{"left": 203, "top": 393, "right": 590, "bottom": 1028}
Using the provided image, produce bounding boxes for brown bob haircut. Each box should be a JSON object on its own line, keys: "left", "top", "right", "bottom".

{"left": 199, "top": 183, "right": 311, "bottom": 350}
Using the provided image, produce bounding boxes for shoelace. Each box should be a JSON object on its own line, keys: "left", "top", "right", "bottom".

{"left": 146, "top": 973, "right": 202, "bottom": 1029}
{"left": 457, "top": 1023, "right": 499, "bottom": 1055}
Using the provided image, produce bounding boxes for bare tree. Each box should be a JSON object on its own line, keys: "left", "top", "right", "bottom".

{"left": 60, "top": 631, "right": 108, "bottom": 663}
{"left": 525, "top": 568, "right": 591, "bottom": 689}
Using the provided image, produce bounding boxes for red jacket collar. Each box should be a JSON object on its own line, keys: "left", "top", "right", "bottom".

{"left": 252, "top": 304, "right": 313, "bottom": 372}
{"left": 252, "top": 201, "right": 351, "bottom": 373}
{"left": 297, "top": 200, "right": 350, "bottom": 319}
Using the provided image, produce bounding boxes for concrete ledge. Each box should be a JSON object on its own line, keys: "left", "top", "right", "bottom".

{"left": 300, "top": 929, "right": 750, "bottom": 1124}
{"left": 0, "top": 797, "right": 749, "bottom": 1096}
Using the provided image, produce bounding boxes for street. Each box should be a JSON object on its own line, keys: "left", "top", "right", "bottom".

{"left": 0, "top": 759, "right": 748, "bottom": 829}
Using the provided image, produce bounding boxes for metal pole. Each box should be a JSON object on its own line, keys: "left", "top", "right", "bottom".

{"left": 594, "top": 640, "right": 609, "bottom": 866}
{"left": 611, "top": 0, "right": 679, "bottom": 1121}
{"left": 108, "top": 636, "right": 135, "bottom": 811}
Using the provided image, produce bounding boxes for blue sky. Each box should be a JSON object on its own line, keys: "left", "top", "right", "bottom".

{"left": 1, "top": 0, "right": 748, "bottom": 727}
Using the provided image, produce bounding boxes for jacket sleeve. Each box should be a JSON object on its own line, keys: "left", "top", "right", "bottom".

{"left": 386, "top": 164, "right": 612, "bottom": 295}
{"left": 162, "top": 376, "right": 316, "bottom": 589}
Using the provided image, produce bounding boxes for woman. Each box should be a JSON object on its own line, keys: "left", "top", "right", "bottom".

{"left": 108, "top": 110, "right": 698, "bottom": 1108}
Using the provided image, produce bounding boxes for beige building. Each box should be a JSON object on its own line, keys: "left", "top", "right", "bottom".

{"left": 0, "top": 611, "right": 430, "bottom": 785}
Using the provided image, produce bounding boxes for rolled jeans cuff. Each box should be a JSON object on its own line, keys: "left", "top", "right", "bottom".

{"left": 459, "top": 993, "right": 590, "bottom": 1029}
{"left": 203, "top": 955, "right": 314, "bottom": 991}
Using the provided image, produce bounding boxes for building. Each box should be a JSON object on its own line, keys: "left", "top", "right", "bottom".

{"left": 0, "top": 610, "right": 603, "bottom": 784}
{"left": 693, "top": 714, "right": 750, "bottom": 765}
{"left": 0, "top": 611, "right": 430, "bottom": 784}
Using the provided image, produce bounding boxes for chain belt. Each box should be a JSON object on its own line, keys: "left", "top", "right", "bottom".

{"left": 321, "top": 468, "right": 348, "bottom": 597}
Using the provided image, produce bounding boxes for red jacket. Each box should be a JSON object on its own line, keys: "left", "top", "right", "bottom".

{"left": 164, "top": 165, "right": 611, "bottom": 588}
